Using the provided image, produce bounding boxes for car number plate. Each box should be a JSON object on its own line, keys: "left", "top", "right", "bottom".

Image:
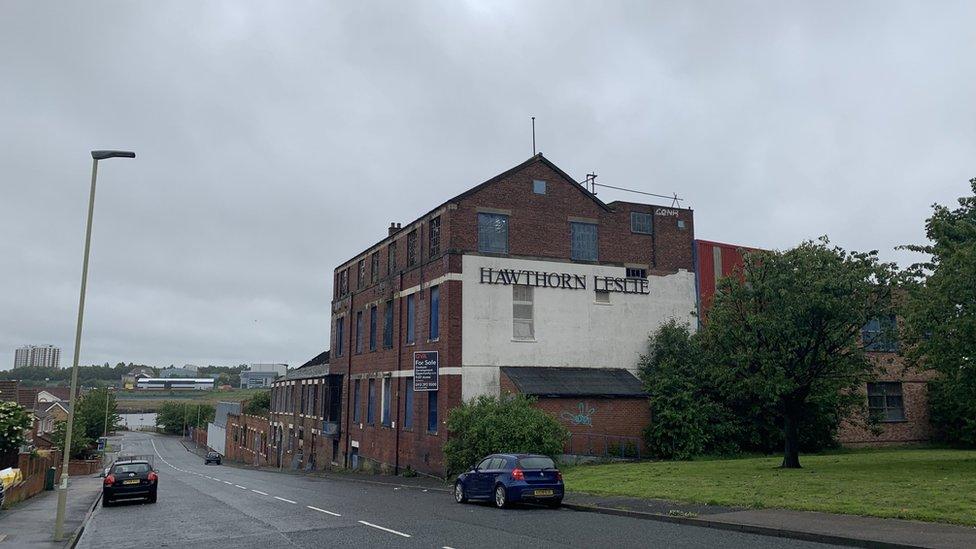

{"left": 534, "top": 489, "right": 554, "bottom": 497}
{"left": 123, "top": 479, "right": 140, "bottom": 485}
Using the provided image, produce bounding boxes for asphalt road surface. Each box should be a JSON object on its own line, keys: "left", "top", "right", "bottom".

{"left": 78, "top": 431, "right": 840, "bottom": 549}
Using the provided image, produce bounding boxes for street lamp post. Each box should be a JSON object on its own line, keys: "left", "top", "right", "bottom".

{"left": 54, "top": 150, "right": 135, "bottom": 541}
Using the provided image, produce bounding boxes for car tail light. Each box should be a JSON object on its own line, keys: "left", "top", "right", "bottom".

{"left": 511, "top": 468, "right": 524, "bottom": 480}
{"left": 556, "top": 470, "right": 563, "bottom": 481}
{"left": 147, "top": 472, "right": 158, "bottom": 483}
{"left": 104, "top": 474, "right": 115, "bottom": 486}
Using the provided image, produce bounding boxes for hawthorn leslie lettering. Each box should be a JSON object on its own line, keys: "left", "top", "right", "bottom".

{"left": 479, "top": 267, "right": 649, "bottom": 295}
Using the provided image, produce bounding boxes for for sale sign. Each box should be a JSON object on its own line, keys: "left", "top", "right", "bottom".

{"left": 413, "top": 351, "right": 439, "bottom": 391}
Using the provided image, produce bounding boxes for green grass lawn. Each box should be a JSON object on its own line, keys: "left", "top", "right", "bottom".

{"left": 562, "top": 448, "right": 976, "bottom": 525}
{"left": 115, "top": 388, "right": 267, "bottom": 411}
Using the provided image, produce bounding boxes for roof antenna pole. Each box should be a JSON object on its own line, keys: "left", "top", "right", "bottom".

{"left": 531, "top": 116, "right": 536, "bottom": 155}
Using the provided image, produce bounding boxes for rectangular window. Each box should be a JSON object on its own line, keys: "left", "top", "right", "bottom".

{"left": 571, "top": 222, "right": 598, "bottom": 261}
{"left": 382, "top": 377, "right": 392, "bottom": 427}
{"left": 388, "top": 242, "right": 397, "bottom": 275}
{"left": 335, "top": 317, "right": 344, "bottom": 357}
{"left": 383, "top": 300, "right": 394, "bottom": 348}
{"left": 369, "top": 305, "right": 377, "bottom": 351}
{"left": 299, "top": 384, "right": 306, "bottom": 415}
{"left": 367, "top": 379, "right": 376, "bottom": 424}
{"left": 427, "top": 390, "right": 438, "bottom": 433}
{"left": 371, "top": 251, "right": 380, "bottom": 283}
{"left": 355, "top": 311, "right": 363, "bottom": 354}
{"left": 406, "top": 294, "right": 416, "bottom": 344}
{"left": 631, "top": 212, "right": 653, "bottom": 234}
{"left": 407, "top": 230, "right": 418, "bottom": 267}
{"left": 358, "top": 259, "right": 366, "bottom": 288}
{"left": 403, "top": 378, "right": 413, "bottom": 429}
{"left": 429, "top": 285, "right": 440, "bottom": 340}
{"left": 339, "top": 269, "right": 349, "bottom": 295}
{"left": 352, "top": 379, "right": 361, "bottom": 423}
{"left": 513, "top": 285, "right": 534, "bottom": 340}
{"left": 626, "top": 268, "right": 647, "bottom": 279}
{"left": 868, "top": 382, "right": 905, "bottom": 421}
{"left": 428, "top": 216, "right": 441, "bottom": 257}
{"left": 862, "top": 315, "right": 898, "bottom": 352}
{"left": 595, "top": 290, "right": 610, "bottom": 304}
{"left": 478, "top": 213, "right": 509, "bottom": 254}
{"left": 533, "top": 179, "right": 546, "bottom": 194}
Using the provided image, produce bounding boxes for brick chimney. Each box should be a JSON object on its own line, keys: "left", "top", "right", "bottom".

{"left": 388, "top": 222, "right": 402, "bottom": 236}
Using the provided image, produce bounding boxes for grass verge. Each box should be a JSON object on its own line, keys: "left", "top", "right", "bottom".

{"left": 562, "top": 447, "right": 976, "bottom": 525}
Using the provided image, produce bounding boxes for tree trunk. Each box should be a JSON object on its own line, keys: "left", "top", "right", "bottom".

{"left": 781, "top": 410, "right": 801, "bottom": 469}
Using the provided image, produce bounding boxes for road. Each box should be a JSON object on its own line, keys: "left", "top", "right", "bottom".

{"left": 78, "top": 431, "right": 839, "bottom": 548}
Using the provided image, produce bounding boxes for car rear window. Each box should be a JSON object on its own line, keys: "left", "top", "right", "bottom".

{"left": 113, "top": 463, "right": 151, "bottom": 474}
{"left": 518, "top": 457, "right": 555, "bottom": 469}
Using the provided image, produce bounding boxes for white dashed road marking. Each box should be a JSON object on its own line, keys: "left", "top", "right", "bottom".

{"left": 223, "top": 481, "right": 233, "bottom": 485}
{"left": 235, "top": 485, "right": 247, "bottom": 490}
{"left": 252, "top": 490, "right": 268, "bottom": 496}
{"left": 307, "top": 505, "right": 341, "bottom": 517}
{"left": 358, "top": 521, "right": 411, "bottom": 538}
{"left": 274, "top": 496, "right": 297, "bottom": 504}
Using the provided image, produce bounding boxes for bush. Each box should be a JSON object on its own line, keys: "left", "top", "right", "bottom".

{"left": 443, "top": 394, "right": 569, "bottom": 474}
{"left": 928, "top": 375, "right": 976, "bottom": 446}
{"left": 156, "top": 401, "right": 215, "bottom": 435}
{"left": 243, "top": 391, "right": 270, "bottom": 416}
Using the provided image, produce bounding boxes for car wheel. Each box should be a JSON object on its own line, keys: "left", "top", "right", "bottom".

{"left": 148, "top": 493, "right": 157, "bottom": 504}
{"left": 454, "top": 481, "right": 467, "bottom": 504}
{"left": 102, "top": 497, "right": 111, "bottom": 508}
{"left": 493, "top": 485, "right": 508, "bottom": 509}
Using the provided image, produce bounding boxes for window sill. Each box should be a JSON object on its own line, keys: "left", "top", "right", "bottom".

{"left": 406, "top": 342, "right": 416, "bottom": 347}
{"left": 512, "top": 338, "right": 536, "bottom": 343}
{"left": 427, "top": 430, "right": 438, "bottom": 436}
{"left": 875, "top": 419, "right": 908, "bottom": 424}
{"left": 594, "top": 301, "right": 612, "bottom": 306}
{"left": 427, "top": 338, "right": 440, "bottom": 343}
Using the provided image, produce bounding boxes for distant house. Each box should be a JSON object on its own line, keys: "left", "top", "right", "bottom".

{"left": 34, "top": 401, "right": 69, "bottom": 434}
{"left": 121, "top": 366, "right": 155, "bottom": 389}
{"left": 16, "top": 387, "right": 72, "bottom": 411}
{"left": 0, "top": 381, "right": 18, "bottom": 404}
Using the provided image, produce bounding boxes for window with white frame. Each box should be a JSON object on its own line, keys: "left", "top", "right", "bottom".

{"left": 513, "top": 285, "right": 534, "bottom": 340}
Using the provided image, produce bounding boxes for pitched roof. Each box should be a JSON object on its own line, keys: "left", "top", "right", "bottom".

{"left": 298, "top": 350, "right": 330, "bottom": 369}
{"left": 335, "top": 154, "right": 613, "bottom": 270}
{"left": 16, "top": 387, "right": 72, "bottom": 409}
{"left": 501, "top": 367, "right": 646, "bottom": 398}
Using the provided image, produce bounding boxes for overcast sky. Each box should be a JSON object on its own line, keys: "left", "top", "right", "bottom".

{"left": 2, "top": 1, "right": 974, "bottom": 370}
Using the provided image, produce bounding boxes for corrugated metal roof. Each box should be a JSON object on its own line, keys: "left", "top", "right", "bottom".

{"left": 214, "top": 401, "right": 241, "bottom": 428}
{"left": 500, "top": 367, "right": 646, "bottom": 398}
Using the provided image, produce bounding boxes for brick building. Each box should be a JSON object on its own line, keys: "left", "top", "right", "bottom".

{"left": 321, "top": 154, "right": 696, "bottom": 475}
{"left": 694, "top": 239, "right": 933, "bottom": 446}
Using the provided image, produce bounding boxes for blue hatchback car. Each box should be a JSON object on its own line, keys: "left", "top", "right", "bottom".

{"left": 454, "top": 454, "right": 563, "bottom": 508}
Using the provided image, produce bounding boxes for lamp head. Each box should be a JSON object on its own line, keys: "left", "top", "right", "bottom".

{"left": 91, "top": 150, "right": 136, "bottom": 160}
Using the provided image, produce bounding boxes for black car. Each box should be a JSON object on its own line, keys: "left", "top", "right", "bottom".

{"left": 103, "top": 460, "right": 157, "bottom": 506}
{"left": 204, "top": 451, "right": 221, "bottom": 465}
{"left": 454, "top": 454, "right": 564, "bottom": 508}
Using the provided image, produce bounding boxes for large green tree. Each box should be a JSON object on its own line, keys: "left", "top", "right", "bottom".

{"left": 156, "top": 401, "right": 215, "bottom": 435}
{"left": 51, "top": 419, "right": 92, "bottom": 459}
{"left": 901, "top": 178, "right": 976, "bottom": 446}
{"left": 702, "top": 238, "right": 898, "bottom": 468}
{"left": 74, "top": 388, "right": 120, "bottom": 440}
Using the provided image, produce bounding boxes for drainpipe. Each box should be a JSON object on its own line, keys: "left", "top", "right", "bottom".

{"left": 393, "top": 269, "right": 404, "bottom": 475}
{"left": 342, "top": 290, "right": 355, "bottom": 468}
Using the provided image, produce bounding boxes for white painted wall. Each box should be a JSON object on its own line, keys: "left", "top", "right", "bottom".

{"left": 207, "top": 423, "right": 226, "bottom": 455}
{"left": 461, "top": 255, "right": 697, "bottom": 400}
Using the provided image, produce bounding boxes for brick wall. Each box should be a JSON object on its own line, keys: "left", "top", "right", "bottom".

{"left": 838, "top": 353, "right": 934, "bottom": 446}
{"left": 224, "top": 413, "right": 272, "bottom": 467}
{"left": 3, "top": 450, "right": 61, "bottom": 508}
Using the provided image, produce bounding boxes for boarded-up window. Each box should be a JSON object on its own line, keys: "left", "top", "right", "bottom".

{"left": 478, "top": 213, "right": 509, "bottom": 254}
{"left": 571, "top": 222, "right": 598, "bottom": 261}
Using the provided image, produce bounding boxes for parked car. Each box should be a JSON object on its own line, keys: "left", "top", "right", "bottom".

{"left": 103, "top": 459, "right": 157, "bottom": 506}
{"left": 454, "top": 454, "right": 563, "bottom": 509}
{"left": 204, "top": 451, "right": 222, "bottom": 465}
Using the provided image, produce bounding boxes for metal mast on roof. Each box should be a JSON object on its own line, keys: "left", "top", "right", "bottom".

{"left": 531, "top": 116, "right": 536, "bottom": 155}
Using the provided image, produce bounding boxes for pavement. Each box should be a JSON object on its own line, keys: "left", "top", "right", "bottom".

{"left": 0, "top": 474, "right": 103, "bottom": 548}
{"left": 77, "top": 431, "right": 841, "bottom": 548}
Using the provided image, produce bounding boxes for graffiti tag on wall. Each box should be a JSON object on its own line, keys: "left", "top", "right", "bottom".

{"left": 560, "top": 402, "right": 596, "bottom": 426}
